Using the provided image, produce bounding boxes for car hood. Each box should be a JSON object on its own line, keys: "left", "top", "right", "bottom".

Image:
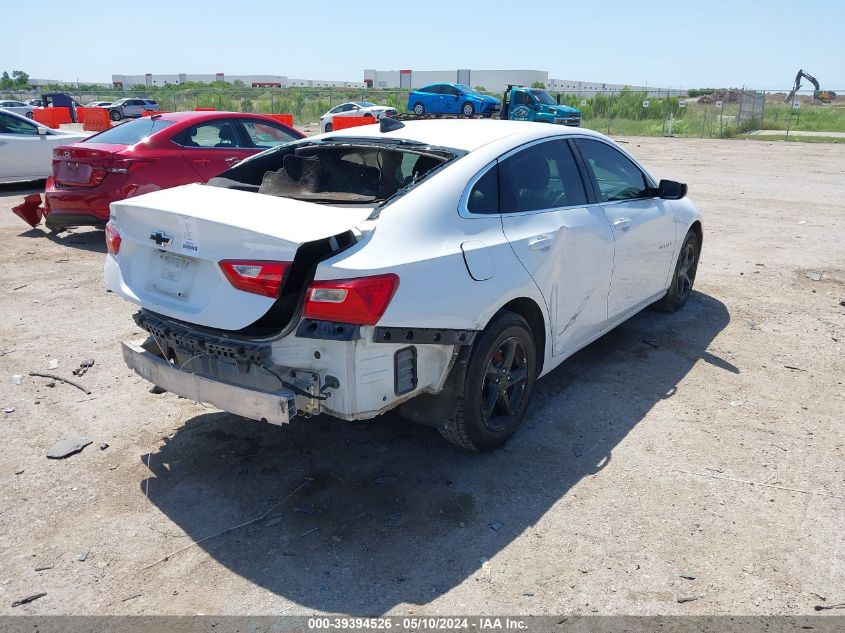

{"left": 538, "top": 104, "right": 581, "bottom": 116}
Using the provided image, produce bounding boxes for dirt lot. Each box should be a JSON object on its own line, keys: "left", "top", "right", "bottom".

{"left": 0, "top": 136, "right": 842, "bottom": 617}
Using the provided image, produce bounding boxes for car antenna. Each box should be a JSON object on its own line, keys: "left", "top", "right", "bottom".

{"left": 380, "top": 117, "right": 404, "bottom": 133}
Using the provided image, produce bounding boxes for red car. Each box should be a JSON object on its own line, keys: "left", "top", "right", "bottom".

{"left": 43, "top": 111, "right": 304, "bottom": 232}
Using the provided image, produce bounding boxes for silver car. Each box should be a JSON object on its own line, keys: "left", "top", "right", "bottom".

{"left": 108, "top": 98, "right": 159, "bottom": 121}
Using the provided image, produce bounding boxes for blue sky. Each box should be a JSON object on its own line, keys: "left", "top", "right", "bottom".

{"left": 3, "top": 0, "right": 841, "bottom": 89}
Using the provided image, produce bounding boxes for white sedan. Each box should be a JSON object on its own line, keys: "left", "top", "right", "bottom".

{"left": 319, "top": 100, "right": 398, "bottom": 132}
{"left": 0, "top": 109, "right": 88, "bottom": 183}
{"left": 0, "top": 100, "right": 34, "bottom": 118}
{"left": 105, "top": 119, "right": 702, "bottom": 451}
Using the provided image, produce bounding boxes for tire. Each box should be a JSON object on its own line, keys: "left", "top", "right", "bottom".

{"left": 654, "top": 229, "right": 700, "bottom": 312}
{"left": 25, "top": 111, "right": 34, "bottom": 119}
{"left": 413, "top": 102, "right": 425, "bottom": 116}
{"left": 109, "top": 109, "right": 122, "bottom": 121}
{"left": 325, "top": 122, "right": 333, "bottom": 133}
{"left": 439, "top": 311, "right": 537, "bottom": 452}
{"left": 461, "top": 102, "right": 475, "bottom": 117}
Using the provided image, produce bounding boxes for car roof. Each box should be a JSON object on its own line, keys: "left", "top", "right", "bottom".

{"left": 154, "top": 111, "right": 285, "bottom": 123}
{"left": 321, "top": 119, "right": 606, "bottom": 152}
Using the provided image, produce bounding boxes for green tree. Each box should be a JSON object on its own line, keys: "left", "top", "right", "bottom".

{"left": 12, "top": 70, "right": 29, "bottom": 86}
{"left": 0, "top": 72, "right": 10, "bottom": 89}
{"left": 531, "top": 81, "right": 546, "bottom": 89}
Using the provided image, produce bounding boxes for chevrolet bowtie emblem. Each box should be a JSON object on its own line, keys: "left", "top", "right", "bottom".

{"left": 150, "top": 231, "right": 172, "bottom": 247}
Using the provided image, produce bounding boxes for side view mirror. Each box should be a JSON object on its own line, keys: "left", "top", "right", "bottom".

{"left": 658, "top": 179, "right": 687, "bottom": 199}
{"left": 37, "top": 126, "right": 48, "bottom": 136}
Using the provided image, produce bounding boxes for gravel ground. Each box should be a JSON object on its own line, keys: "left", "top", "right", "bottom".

{"left": 0, "top": 136, "right": 842, "bottom": 616}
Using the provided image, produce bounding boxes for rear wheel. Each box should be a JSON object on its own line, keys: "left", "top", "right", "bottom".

{"left": 413, "top": 102, "right": 425, "bottom": 115}
{"left": 440, "top": 312, "right": 536, "bottom": 452}
{"left": 461, "top": 102, "right": 475, "bottom": 117}
{"left": 654, "top": 229, "right": 700, "bottom": 312}
{"left": 109, "top": 109, "right": 121, "bottom": 121}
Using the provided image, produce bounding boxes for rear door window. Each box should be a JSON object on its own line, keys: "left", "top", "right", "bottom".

{"left": 499, "top": 140, "right": 588, "bottom": 212}
{"left": 172, "top": 120, "right": 244, "bottom": 148}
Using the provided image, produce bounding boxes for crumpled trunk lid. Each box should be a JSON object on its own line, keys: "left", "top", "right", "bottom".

{"left": 106, "top": 183, "right": 371, "bottom": 331}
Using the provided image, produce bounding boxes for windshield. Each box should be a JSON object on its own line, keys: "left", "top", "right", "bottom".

{"left": 529, "top": 89, "right": 557, "bottom": 105}
{"left": 84, "top": 117, "right": 175, "bottom": 145}
{"left": 355, "top": 101, "right": 376, "bottom": 107}
{"left": 456, "top": 84, "right": 482, "bottom": 96}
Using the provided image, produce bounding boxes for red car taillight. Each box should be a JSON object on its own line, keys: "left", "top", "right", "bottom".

{"left": 304, "top": 274, "right": 399, "bottom": 326}
{"left": 105, "top": 221, "right": 121, "bottom": 255}
{"left": 107, "top": 158, "right": 155, "bottom": 174}
{"left": 219, "top": 260, "right": 290, "bottom": 298}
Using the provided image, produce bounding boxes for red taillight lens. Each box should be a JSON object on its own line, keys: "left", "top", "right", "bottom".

{"left": 304, "top": 274, "right": 399, "bottom": 326}
{"left": 105, "top": 221, "right": 121, "bottom": 255}
{"left": 107, "top": 158, "right": 154, "bottom": 174}
{"left": 219, "top": 260, "right": 290, "bottom": 298}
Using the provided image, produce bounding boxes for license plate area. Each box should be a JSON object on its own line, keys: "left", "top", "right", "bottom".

{"left": 149, "top": 253, "right": 194, "bottom": 301}
{"left": 56, "top": 160, "right": 93, "bottom": 184}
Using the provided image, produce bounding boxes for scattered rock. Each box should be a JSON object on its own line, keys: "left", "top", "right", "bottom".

{"left": 12, "top": 592, "right": 46, "bottom": 607}
{"left": 680, "top": 574, "right": 696, "bottom": 580}
{"left": 149, "top": 385, "right": 166, "bottom": 394}
{"left": 34, "top": 565, "right": 52, "bottom": 572}
{"left": 489, "top": 522, "right": 504, "bottom": 531}
{"left": 677, "top": 596, "right": 699, "bottom": 603}
{"left": 805, "top": 271, "right": 822, "bottom": 281}
{"left": 77, "top": 550, "right": 90, "bottom": 562}
{"left": 15, "top": 469, "right": 24, "bottom": 475}
{"left": 572, "top": 445, "right": 584, "bottom": 457}
{"left": 642, "top": 339, "right": 659, "bottom": 349}
{"left": 266, "top": 517, "right": 282, "bottom": 527}
{"left": 11, "top": 375, "right": 22, "bottom": 385}
{"left": 331, "top": 535, "right": 342, "bottom": 543}
{"left": 3, "top": 407, "right": 14, "bottom": 414}
{"left": 47, "top": 437, "right": 93, "bottom": 459}
{"left": 48, "top": 359, "right": 59, "bottom": 370}
{"left": 99, "top": 443, "right": 109, "bottom": 451}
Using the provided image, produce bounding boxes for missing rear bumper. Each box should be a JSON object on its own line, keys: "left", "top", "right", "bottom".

{"left": 122, "top": 341, "right": 296, "bottom": 425}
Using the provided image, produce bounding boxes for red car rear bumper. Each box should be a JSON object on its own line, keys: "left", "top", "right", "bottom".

{"left": 43, "top": 175, "right": 127, "bottom": 229}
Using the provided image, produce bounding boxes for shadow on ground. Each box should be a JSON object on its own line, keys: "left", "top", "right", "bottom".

{"left": 141, "top": 291, "right": 734, "bottom": 614}
{"left": 0, "top": 180, "right": 46, "bottom": 198}
{"left": 16, "top": 226, "right": 106, "bottom": 254}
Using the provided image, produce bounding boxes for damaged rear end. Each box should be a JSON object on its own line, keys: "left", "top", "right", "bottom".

{"left": 107, "top": 136, "right": 459, "bottom": 425}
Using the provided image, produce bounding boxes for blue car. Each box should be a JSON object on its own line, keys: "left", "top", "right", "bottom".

{"left": 407, "top": 84, "right": 501, "bottom": 117}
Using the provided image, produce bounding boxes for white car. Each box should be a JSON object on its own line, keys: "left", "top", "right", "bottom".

{"left": 0, "top": 109, "right": 88, "bottom": 183}
{"left": 319, "top": 100, "right": 398, "bottom": 133}
{"left": 86, "top": 101, "right": 112, "bottom": 108}
{"left": 0, "top": 100, "right": 34, "bottom": 118}
{"left": 105, "top": 119, "right": 702, "bottom": 451}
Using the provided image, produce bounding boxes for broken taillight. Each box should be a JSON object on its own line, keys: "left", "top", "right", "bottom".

{"left": 219, "top": 260, "right": 290, "bottom": 298}
{"left": 304, "top": 274, "right": 399, "bottom": 325}
{"left": 105, "top": 221, "right": 121, "bottom": 255}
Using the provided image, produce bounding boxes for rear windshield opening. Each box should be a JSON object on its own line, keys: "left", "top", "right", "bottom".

{"left": 84, "top": 117, "right": 175, "bottom": 146}
{"left": 210, "top": 142, "right": 456, "bottom": 205}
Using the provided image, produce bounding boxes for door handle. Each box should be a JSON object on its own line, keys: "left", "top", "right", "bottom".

{"left": 613, "top": 217, "right": 632, "bottom": 231}
{"left": 528, "top": 234, "right": 554, "bottom": 251}
{"left": 224, "top": 156, "right": 241, "bottom": 165}
{"left": 192, "top": 158, "right": 211, "bottom": 165}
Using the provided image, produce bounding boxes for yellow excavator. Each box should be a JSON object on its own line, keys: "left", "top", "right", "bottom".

{"left": 785, "top": 69, "right": 836, "bottom": 104}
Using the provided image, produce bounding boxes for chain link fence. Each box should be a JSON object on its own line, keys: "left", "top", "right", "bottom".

{"left": 3, "top": 86, "right": 843, "bottom": 139}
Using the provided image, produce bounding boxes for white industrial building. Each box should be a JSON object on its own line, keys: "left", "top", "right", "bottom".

{"left": 111, "top": 73, "right": 365, "bottom": 89}
{"left": 110, "top": 70, "right": 686, "bottom": 96}
{"left": 365, "top": 68, "right": 686, "bottom": 96}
